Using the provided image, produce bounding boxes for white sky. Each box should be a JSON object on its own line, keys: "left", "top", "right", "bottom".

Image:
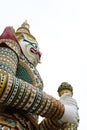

{"left": 0, "top": 0, "right": 87, "bottom": 129}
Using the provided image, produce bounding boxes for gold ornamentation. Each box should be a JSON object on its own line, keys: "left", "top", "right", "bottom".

{"left": 0, "top": 71, "right": 7, "bottom": 97}
{"left": 0, "top": 73, "right": 13, "bottom": 103}
{"left": 0, "top": 39, "right": 21, "bottom": 57}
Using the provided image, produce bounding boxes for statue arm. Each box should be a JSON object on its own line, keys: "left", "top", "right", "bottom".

{"left": 0, "top": 46, "right": 64, "bottom": 123}
{"left": 0, "top": 70, "right": 64, "bottom": 120}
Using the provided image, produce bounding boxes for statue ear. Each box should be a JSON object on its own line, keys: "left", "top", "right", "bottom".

{"left": 0, "top": 26, "right": 21, "bottom": 57}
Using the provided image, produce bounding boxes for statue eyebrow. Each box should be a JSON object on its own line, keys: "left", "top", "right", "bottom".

{"left": 22, "top": 35, "right": 38, "bottom": 48}
{"left": 23, "top": 38, "right": 32, "bottom": 45}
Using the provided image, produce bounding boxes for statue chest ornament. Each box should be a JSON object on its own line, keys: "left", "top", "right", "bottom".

{"left": 16, "top": 54, "right": 43, "bottom": 90}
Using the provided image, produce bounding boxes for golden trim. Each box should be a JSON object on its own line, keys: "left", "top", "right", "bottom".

{"left": 0, "top": 71, "right": 7, "bottom": 97}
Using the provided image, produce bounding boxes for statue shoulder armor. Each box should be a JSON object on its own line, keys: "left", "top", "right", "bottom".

{"left": 0, "top": 26, "right": 21, "bottom": 58}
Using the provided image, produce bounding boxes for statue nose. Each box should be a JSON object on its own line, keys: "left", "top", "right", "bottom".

{"left": 37, "top": 51, "right": 41, "bottom": 60}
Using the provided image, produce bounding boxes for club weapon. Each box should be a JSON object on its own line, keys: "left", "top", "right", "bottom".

{"left": 57, "top": 82, "right": 78, "bottom": 130}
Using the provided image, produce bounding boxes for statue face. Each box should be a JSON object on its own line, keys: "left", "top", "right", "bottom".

{"left": 19, "top": 34, "right": 41, "bottom": 66}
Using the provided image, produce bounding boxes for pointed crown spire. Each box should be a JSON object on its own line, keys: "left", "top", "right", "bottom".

{"left": 16, "top": 20, "right": 36, "bottom": 40}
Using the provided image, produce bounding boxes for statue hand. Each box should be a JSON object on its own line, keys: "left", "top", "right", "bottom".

{"left": 59, "top": 93, "right": 79, "bottom": 126}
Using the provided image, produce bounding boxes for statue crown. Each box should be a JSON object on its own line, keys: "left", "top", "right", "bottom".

{"left": 16, "top": 20, "right": 36, "bottom": 40}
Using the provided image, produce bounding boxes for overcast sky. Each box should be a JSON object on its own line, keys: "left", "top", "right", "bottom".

{"left": 0, "top": 0, "right": 87, "bottom": 129}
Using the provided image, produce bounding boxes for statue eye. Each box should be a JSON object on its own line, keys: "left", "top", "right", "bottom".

{"left": 32, "top": 43, "right": 38, "bottom": 49}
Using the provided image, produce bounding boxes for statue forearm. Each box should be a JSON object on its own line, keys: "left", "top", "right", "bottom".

{"left": 0, "top": 70, "right": 64, "bottom": 121}
{"left": 39, "top": 118, "right": 62, "bottom": 130}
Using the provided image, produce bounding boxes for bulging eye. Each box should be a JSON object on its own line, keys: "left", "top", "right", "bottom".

{"left": 32, "top": 43, "right": 38, "bottom": 49}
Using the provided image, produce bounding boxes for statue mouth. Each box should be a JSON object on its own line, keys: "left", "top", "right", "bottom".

{"left": 30, "top": 47, "right": 41, "bottom": 60}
